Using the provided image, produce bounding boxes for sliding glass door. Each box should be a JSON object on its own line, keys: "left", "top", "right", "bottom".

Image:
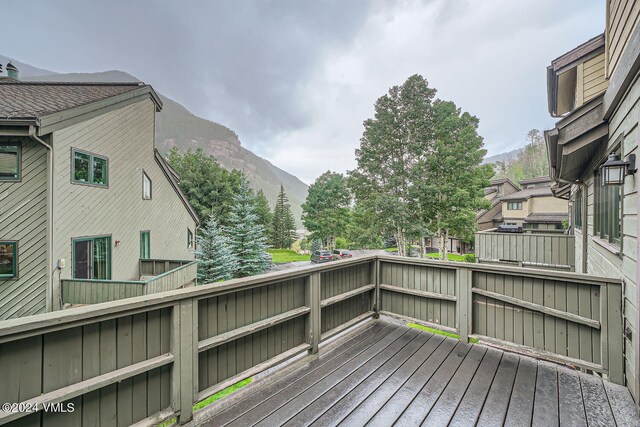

{"left": 73, "top": 236, "right": 111, "bottom": 280}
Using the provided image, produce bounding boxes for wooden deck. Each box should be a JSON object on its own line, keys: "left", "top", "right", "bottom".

{"left": 197, "top": 318, "right": 638, "bottom": 427}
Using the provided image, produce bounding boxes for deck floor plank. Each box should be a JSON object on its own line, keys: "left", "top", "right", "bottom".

{"left": 475, "top": 351, "right": 520, "bottom": 427}
{"left": 532, "top": 361, "right": 559, "bottom": 427}
{"left": 421, "top": 345, "right": 487, "bottom": 426}
{"left": 283, "top": 330, "right": 435, "bottom": 427}
{"left": 310, "top": 334, "right": 446, "bottom": 427}
{"left": 558, "top": 368, "right": 587, "bottom": 427}
{"left": 202, "top": 322, "right": 390, "bottom": 426}
{"left": 580, "top": 373, "right": 617, "bottom": 427}
{"left": 255, "top": 328, "right": 421, "bottom": 426}
{"left": 196, "top": 319, "right": 639, "bottom": 427}
{"left": 447, "top": 347, "right": 503, "bottom": 427}
{"left": 504, "top": 356, "right": 538, "bottom": 427}
{"left": 228, "top": 325, "right": 409, "bottom": 426}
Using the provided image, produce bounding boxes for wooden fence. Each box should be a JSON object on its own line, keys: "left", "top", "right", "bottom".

{"left": 0, "top": 255, "right": 622, "bottom": 426}
{"left": 61, "top": 260, "right": 197, "bottom": 304}
{"left": 475, "top": 231, "right": 575, "bottom": 271}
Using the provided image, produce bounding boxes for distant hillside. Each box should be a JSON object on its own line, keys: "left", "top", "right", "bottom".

{"left": 15, "top": 66, "right": 308, "bottom": 226}
{"left": 483, "top": 147, "right": 523, "bottom": 165}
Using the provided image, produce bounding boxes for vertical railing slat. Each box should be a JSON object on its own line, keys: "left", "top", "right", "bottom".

{"left": 306, "top": 272, "right": 321, "bottom": 354}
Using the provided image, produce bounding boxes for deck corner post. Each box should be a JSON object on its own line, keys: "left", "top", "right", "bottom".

{"left": 373, "top": 258, "right": 381, "bottom": 317}
{"left": 603, "top": 281, "right": 624, "bottom": 385}
{"left": 306, "top": 272, "right": 322, "bottom": 354}
{"left": 457, "top": 267, "right": 473, "bottom": 342}
{"left": 172, "top": 298, "right": 197, "bottom": 425}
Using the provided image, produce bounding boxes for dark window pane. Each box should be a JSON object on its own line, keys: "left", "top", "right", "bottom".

{"left": 140, "top": 232, "right": 150, "bottom": 259}
{"left": 0, "top": 242, "right": 16, "bottom": 277}
{"left": 0, "top": 145, "right": 19, "bottom": 180}
{"left": 93, "top": 157, "right": 108, "bottom": 185}
{"left": 74, "top": 240, "right": 91, "bottom": 279}
{"left": 74, "top": 152, "right": 90, "bottom": 182}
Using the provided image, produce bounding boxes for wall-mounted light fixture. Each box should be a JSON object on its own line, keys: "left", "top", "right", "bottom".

{"left": 115, "top": 240, "right": 121, "bottom": 247}
{"left": 600, "top": 153, "right": 636, "bottom": 186}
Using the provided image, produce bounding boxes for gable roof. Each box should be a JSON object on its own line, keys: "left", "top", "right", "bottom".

{"left": 500, "top": 187, "right": 553, "bottom": 201}
{"left": 154, "top": 149, "right": 200, "bottom": 226}
{"left": 519, "top": 176, "right": 553, "bottom": 185}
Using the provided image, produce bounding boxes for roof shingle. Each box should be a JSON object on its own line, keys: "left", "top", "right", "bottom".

{"left": 500, "top": 187, "right": 553, "bottom": 201}
{"left": 0, "top": 81, "right": 146, "bottom": 119}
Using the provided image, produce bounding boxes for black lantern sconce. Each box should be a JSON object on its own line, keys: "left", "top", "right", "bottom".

{"left": 600, "top": 153, "right": 636, "bottom": 186}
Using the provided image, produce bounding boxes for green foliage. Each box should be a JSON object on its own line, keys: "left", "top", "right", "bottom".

{"left": 267, "top": 249, "right": 310, "bottom": 263}
{"left": 463, "top": 253, "right": 476, "bottom": 263}
{"left": 335, "top": 237, "right": 349, "bottom": 249}
{"left": 349, "top": 74, "right": 491, "bottom": 259}
{"left": 407, "top": 323, "right": 479, "bottom": 343}
{"left": 253, "top": 189, "right": 273, "bottom": 236}
{"left": 166, "top": 148, "right": 244, "bottom": 227}
{"left": 195, "top": 214, "right": 238, "bottom": 283}
{"left": 227, "top": 179, "right": 271, "bottom": 277}
{"left": 562, "top": 219, "right": 569, "bottom": 230}
{"left": 270, "top": 184, "right": 297, "bottom": 249}
{"left": 492, "top": 129, "right": 549, "bottom": 182}
{"left": 193, "top": 378, "right": 253, "bottom": 412}
{"left": 346, "top": 203, "right": 384, "bottom": 249}
{"left": 302, "top": 172, "right": 351, "bottom": 249}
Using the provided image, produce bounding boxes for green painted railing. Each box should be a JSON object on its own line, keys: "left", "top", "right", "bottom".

{"left": 0, "top": 255, "right": 623, "bottom": 426}
{"left": 61, "top": 259, "right": 197, "bottom": 304}
{"left": 475, "top": 231, "right": 575, "bottom": 271}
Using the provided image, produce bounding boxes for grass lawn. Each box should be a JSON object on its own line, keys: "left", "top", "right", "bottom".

{"left": 159, "top": 378, "right": 253, "bottom": 426}
{"left": 384, "top": 247, "right": 398, "bottom": 252}
{"left": 425, "top": 252, "right": 466, "bottom": 262}
{"left": 268, "top": 249, "right": 310, "bottom": 263}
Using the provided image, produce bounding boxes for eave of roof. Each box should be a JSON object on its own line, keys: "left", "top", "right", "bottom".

{"left": 547, "top": 33, "right": 605, "bottom": 117}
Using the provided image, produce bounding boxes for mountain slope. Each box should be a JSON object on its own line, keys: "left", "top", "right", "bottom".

{"left": 483, "top": 147, "right": 523, "bottom": 165}
{"left": 15, "top": 66, "right": 307, "bottom": 225}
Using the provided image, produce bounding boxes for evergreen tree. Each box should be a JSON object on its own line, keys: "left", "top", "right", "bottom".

{"left": 253, "top": 189, "right": 273, "bottom": 238}
{"left": 270, "top": 184, "right": 297, "bottom": 249}
{"left": 310, "top": 238, "right": 323, "bottom": 253}
{"left": 195, "top": 214, "right": 238, "bottom": 283}
{"left": 228, "top": 179, "right": 271, "bottom": 277}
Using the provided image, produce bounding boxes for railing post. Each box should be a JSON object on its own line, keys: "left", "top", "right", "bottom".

{"left": 602, "top": 282, "right": 624, "bottom": 384}
{"left": 371, "top": 258, "right": 381, "bottom": 317}
{"left": 456, "top": 267, "right": 473, "bottom": 343}
{"left": 172, "top": 299, "right": 198, "bottom": 424}
{"left": 306, "top": 272, "right": 321, "bottom": 354}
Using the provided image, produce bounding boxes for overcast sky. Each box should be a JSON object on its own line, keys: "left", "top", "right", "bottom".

{"left": 1, "top": 0, "right": 604, "bottom": 183}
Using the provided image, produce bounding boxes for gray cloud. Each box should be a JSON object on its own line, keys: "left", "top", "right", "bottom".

{"left": 1, "top": 0, "right": 604, "bottom": 183}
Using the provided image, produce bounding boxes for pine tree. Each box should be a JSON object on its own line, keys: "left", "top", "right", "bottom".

{"left": 270, "top": 184, "right": 297, "bottom": 249}
{"left": 310, "top": 238, "right": 323, "bottom": 253}
{"left": 195, "top": 214, "right": 238, "bottom": 283}
{"left": 228, "top": 179, "right": 271, "bottom": 277}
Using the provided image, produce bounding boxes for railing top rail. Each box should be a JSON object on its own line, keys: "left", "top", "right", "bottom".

{"left": 475, "top": 231, "right": 573, "bottom": 237}
{"left": 1, "top": 255, "right": 378, "bottom": 339}
{"left": 377, "top": 254, "right": 620, "bottom": 285}
{"left": 139, "top": 258, "right": 195, "bottom": 264}
{"left": 144, "top": 260, "right": 197, "bottom": 283}
{"left": 62, "top": 261, "right": 199, "bottom": 286}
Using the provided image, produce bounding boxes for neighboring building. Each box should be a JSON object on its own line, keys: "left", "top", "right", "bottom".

{"left": 0, "top": 68, "right": 199, "bottom": 319}
{"left": 544, "top": 2, "right": 639, "bottom": 400}
{"left": 499, "top": 176, "right": 569, "bottom": 232}
{"left": 476, "top": 178, "right": 520, "bottom": 230}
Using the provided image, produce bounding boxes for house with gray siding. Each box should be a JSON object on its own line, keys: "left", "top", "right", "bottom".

{"left": 544, "top": 0, "right": 640, "bottom": 402}
{"left": 0, "top": 67, "right": 199, "bottom": 320}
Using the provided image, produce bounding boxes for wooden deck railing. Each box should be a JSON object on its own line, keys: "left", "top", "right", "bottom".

{"left": 475, "top": 231, "right": 575, "bottom": 270}
{"left": 61, "top": 260, "right": 197, "bottom": 304}
{"left": 0, "top": 255, "right": 622, "bottom": 426}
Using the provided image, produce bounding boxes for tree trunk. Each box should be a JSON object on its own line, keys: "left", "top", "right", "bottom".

{"left": 438, "top": 231, "right": 445, "bottom": 260}
{"left": 396, "top": 228, "right": 405, "bottom": 257}
{"left": 444, "top": 229, "right": 449, "bottom": 260}
{"left": 420, "top": 237, "right": 426, "bottom": 258}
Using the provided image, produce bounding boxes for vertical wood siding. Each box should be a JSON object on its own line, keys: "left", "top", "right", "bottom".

{"left": 51, "top": 100, "right": 196, "bottom": 309}
{"left": 475, "top": 232, "right": 575, "bottom": 270}
{"left": 320, "top": 263, "right": 372, "bottom": 333}
{"left": 0, "top": 137, "right": 48, "bottom": 319}
{"left": 607, "top": 0, "right": 640, "bottom": 78}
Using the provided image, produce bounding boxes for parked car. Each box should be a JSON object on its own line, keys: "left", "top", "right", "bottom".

{"left": 311, "top": 250, "right": 335, "bottom": 263}
{"left": 333, "top": 249, "right": 352, "bottom": 259}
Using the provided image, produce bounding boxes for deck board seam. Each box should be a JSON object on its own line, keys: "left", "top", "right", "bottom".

{"left": 246, "top": 326, "right": 412, "bottom": 426}
{"left": 473, "top": 352, "right": 505, "bottom": 425}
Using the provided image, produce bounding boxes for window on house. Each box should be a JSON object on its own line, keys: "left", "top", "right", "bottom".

{"left": 507, "top": 201, "right": 522, "bottom": 210}
{"left": 0, "top": 143, "right": 20, "bottom": 181}
{"left": 0, "top": 241, "right": 17, "bottom": 279}
{"left": 72, "top": 236, "right": 111, "bottom": 280}
{"left": 72, "top": 149, "right": 108, "bottom": 186}
{"left": 140, "top": 231, "right": 151, "bottom": 260}
{"left": 143, "top": 172, "right": 152, "bottom": 200}
{"left": 574, "top": 189, "right": 583, "bottom": 230}
{"left": 187, "top": 228, "right": 194, "bottom": 249}
{"left": 594, "top": 167, "right": 621, "bottom": 245}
